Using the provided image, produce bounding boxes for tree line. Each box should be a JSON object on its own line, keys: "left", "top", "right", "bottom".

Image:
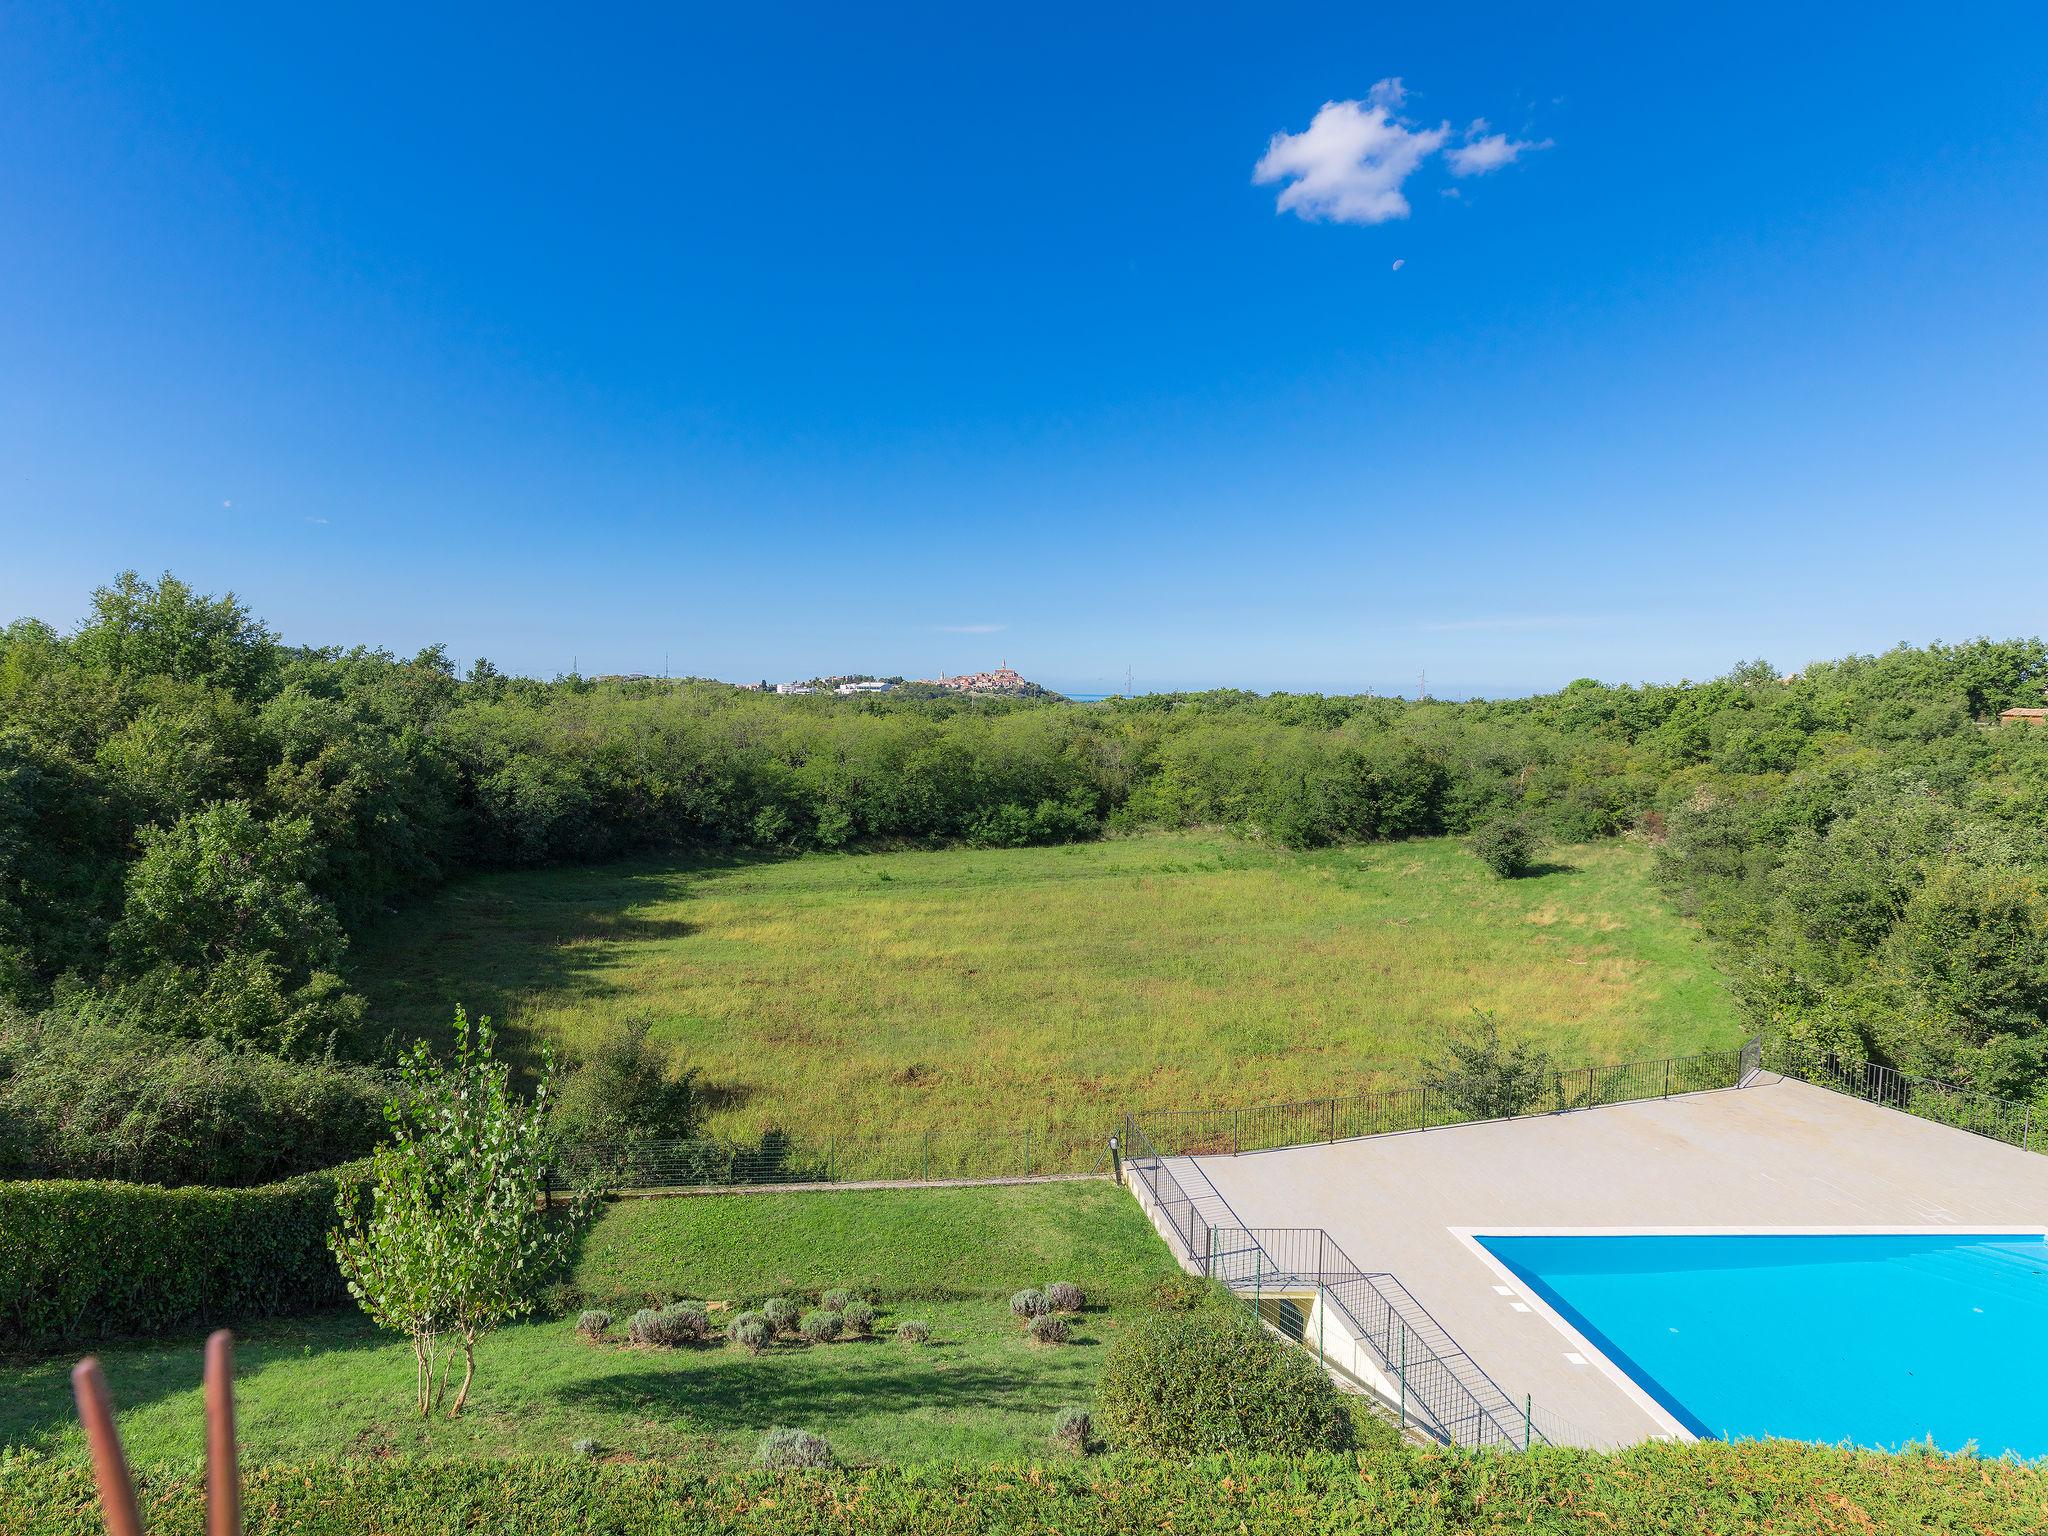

{"left": 2, "top": 572, "right": 2046, "bottom": 1183}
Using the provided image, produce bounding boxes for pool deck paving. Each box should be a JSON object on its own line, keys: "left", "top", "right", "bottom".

{"left": 1172, "top": 1074, "right": 2048, "bottom": 1447}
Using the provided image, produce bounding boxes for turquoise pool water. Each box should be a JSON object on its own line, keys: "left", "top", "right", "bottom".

{"left": 1479, "top": 1232, "right": 2048, "bottom": 1456}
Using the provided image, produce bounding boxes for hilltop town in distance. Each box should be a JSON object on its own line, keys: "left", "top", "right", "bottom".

{"left": 739, "top": 663, "right": 1059, "bottom": 698}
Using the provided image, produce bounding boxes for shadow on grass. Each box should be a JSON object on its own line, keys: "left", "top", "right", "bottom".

{"left": 341, "top": 849, "right": 798, "bottom": 1064}
{"left": 552, "top": 1354, "right": 1074, "bottom": 1434}
{"left": 0, "top": 1310, "right": 378, "bottom": 1454}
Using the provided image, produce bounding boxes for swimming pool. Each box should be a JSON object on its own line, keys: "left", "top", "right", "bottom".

{"left": 1474, "top": 1230, "right": 2048, "bottom": 1456}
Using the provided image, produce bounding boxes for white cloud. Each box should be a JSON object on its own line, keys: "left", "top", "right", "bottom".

{"left": 1256, "top": 86, "right": 1549, "bottom": 223}
{"left": 1445, "top": 119, "right": 1552, "bottom": 177}
{"left": 938, "top": 623, "right": 1005, "bottom": 634}
{"left": 1253, "top": 81, "right": 1448, "bottom": 225}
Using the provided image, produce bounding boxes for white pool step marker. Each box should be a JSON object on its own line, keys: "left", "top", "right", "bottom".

{"left": 1510, "top": 1302, "right": 1532, "bottom": 1313}
{"left": 1563, "top": 1352, "right": 1589, "bottom": 1366}
{"left": 1492, "top": 1285, "right": 1516, "bottom": 1296}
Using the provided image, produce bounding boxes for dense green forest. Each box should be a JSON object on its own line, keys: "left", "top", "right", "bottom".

{"left": 3, "top": 572, "right": 2046, "bottom": 1184}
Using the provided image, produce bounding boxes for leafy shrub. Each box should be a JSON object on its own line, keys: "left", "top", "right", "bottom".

{"left": 753, "top": 1427, "right": 836, "bottom": 1470}
{"left": 763, "top": 1296, "right": 800, "bottom": 1334}
{"left": 1149, "top": 1274, "right": 1208, "bottom": 1311}
{"left": 1010, "top": 1287, "right": 1050, "bottom": 1320}
{"left": 1051, "top": 1406, "right": 1091, "bottom": 1455}
{"left": 1467, "top": 812, "right": 1542, "bottom": 878}
{"left": 820, "top": 1287, "right": 857, "bottom": 1311}
{"left": 1044, "top": 1280, "right": 1084, "bottom": 1313}
{"left": 0, "top": 1017, "right": 386, "bottom": 1186}
{"left": 896, "top": 1319, "right": 931, "bottom": 1344}
{"left": 1028, "top": 1312, "right": 1070, "bottom": 1345}
{"left": 660, "top": 1301, "right": 711, "bottom": 1344}
{"left": 729, "top": 1313, "right": 773, "bottom": 1354}
{"left": 1421, "top": 1010, "right": 1555, "bottom": 1121}
{"left": 628, "top": 1305, "right": 708, "bottom": 1348}
{"left": 0, "top": 1166, "right": 359, "bottom": 1346}
{"left": 553, "top": 1019, "right": 700, "bottom": 1147}
{"left": 571, "top": 1437, "right": 602, "bottom": 1458}
{"left": 842, "top": 1300, "right": 877, "bottom": 1337}
{"left": 576, "top": 1309, "right": 612, "bottom": 1338}
{"left": 1095, "top": 1302, "right": 1354, "bottom": 1455}
{"left": 800, "top": 1309, "right": 844, "bottom": 1344}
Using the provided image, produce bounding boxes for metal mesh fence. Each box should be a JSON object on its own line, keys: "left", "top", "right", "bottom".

{"left": 550, "top": 1124, "right": 1106, "bottom": 1192}
{"left": 1133, "top": 1045, "right": 1751, "bottom": 1157}
{"left": 1767, "top": 1041, "right": 2039, "bottom": 1151}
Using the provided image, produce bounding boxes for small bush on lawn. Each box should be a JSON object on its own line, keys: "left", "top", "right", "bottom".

{"left": 1044, "top": 1280, "right": 1084, "bottom": 1313}
{"left": 763, "top": 1297, "right": 799, "bottom": 1334}
{"left": 821, "top": 1288, "right": 858, "bottom": 1312}
{"left": 1096, "top": 1299, "right": 1354, "bottom": 1455}
{"left": 754, "top": 1427, "right": 836, "bottom": 1470}
{"left": 1468, "top": 812, "right": 1542, "bottom": 878}
{"left": 1010, "top": 1287, "right": 1050, "bottom": 1320}
{"left": 628, "top": 1305, "right": 708, "bottom": 1348}
{"left": 1051, "top": 1406, "right": 1092, "bottom": 1455}
{"left": 576, "top": 1309, "right": 612, "bottom": 1338}
{"left": 729, "top": 1312, "right": 773, "bottom": 1354}
{"left": 571, "top": 1437, "right": 603, "bottom": 1458}
{"left": 896, "top": 1318, "right": 931, "bottom": 1344}
{"left": 800, "top": 1309, "right": 844, "bottom": 1344}
{"left": 842, "top": 1300, "right": 877, "bottom": 1337}
{"left": 1028, "top": 1312, "right": 1070, "bottom": 1345}
{"left": 660, "top": 1301, "right": 711, "bottom": 1343}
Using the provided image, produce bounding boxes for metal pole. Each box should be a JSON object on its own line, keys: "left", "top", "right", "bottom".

{"left": 1232, "top": 1108, "right": 1240, "bottom": 1155}
{"left": 1255, "top": 1249, "right": 1262, "bottom": 1314}
{"left": 1398, "top": 1324, "right": 1407, "bottom": 1429}
{"left": 1109, "top": 1133, "right": 1121, "bottom": 1184}
{"left": 1524, "top": 1393, "right": 1532, "bottom": 1451}
{"left": 1328, "top": 1098, "right": 1337, "bottom": 1143}
{"left": 1663, "top": 1059, "right": 1671, "bottom": 1098}
{"left": 1206, "top": 1224, "right": 1215, "bottom": 1279}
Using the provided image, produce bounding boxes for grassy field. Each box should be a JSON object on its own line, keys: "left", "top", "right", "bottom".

{"left": 0, "top": 1184, "right": 1179, "bottom": 1467}
{"left": 353, "top": 832, "right": 1740, "bottom": 1143}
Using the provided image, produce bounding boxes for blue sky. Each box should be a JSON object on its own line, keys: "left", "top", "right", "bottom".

{"left": 3, "top": 3, "right": 2045, "bottom": 695}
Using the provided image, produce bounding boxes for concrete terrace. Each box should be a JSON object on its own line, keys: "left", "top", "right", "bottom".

{"left": 1166, "top": 1075, "right": 2048, "bottom": 1447}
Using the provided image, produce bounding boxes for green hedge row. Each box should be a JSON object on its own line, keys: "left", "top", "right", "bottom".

{"left": 0, "top": 1168, "right": 359, "bottom": 1347}
{"left": 2, "top": 1442, "right": 2043, "bottom": 1535}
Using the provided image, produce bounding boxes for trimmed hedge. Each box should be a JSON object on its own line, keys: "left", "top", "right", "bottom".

{"left": 1095, "top": 1299, "right": 1353, "bottom": 1456}
{"left": 2, "top": 1442, "right": 2045, "bottom": 1535}
{"left": 0, "top": 1167, "right": 358, "bottom": 1347}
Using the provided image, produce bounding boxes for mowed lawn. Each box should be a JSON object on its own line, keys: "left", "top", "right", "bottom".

{"left": 352, "top": 832, "right": 1740, "bottom": 1143}
{"left": 0, "top": 1184, "right": 1178, "bottom": 1467}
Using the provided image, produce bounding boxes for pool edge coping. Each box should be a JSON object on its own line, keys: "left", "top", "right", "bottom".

{"left": 1449, "top": 1224, "right": 2048, "bottom": 1448}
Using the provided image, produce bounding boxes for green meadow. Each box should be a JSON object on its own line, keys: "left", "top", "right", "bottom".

{"left": 352, "top": 832, "right": 1740, "bottom": 1144}
{"left": 0, "top": 1185, "right": 1177, "bottom": 1467}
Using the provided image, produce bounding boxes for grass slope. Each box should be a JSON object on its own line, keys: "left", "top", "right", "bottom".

{"left": 0, "top": 1184, "right": 1179, "bottom": 1468}
{"left": 353, "top": 832, "right": 1740, "bottom": 1143}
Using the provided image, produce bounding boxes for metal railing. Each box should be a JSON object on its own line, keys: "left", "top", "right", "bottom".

{"left": 1767, "top": 1041, "right": 2040, "bottom": 1152}
{"left": 549, "top": 1124, "right": 1105, "bottom": 1193}
{"left": 1133, "top": 1044, "right": 1753, "bottom": 1158}
{"left": 1120, "top": 1114, "right": 1541, "bottom": 1450}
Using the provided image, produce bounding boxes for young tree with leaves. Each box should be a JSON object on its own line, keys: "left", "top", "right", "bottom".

{"left": 329, "top": 1009, "right": 579, "bottom": 1417}
{"left": 1422, "top": 1009, "right": 1555, "bottom": 1121}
